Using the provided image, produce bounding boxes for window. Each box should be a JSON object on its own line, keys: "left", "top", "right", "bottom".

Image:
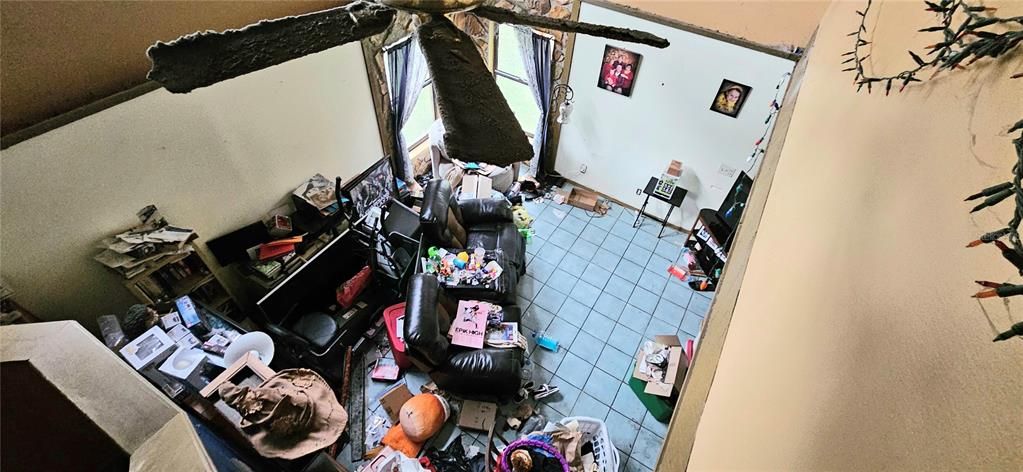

{"left": 400, "top": 78, "right": 434, "bottom": 148}
{"left": 400, "top": 25, "right": 540, "bottom": 150}
{"left": 494, "top": 24, "right": 541, "bottom": 134}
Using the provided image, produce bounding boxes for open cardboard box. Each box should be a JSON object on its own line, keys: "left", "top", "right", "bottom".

{"left": 567, "top": 187, "right": 609, "bottom": 215}
{"left": 632, "top": 335, "right": 688, "bottom": 397}
{"left": 551, "top": 184, "right": 609, "bottom": 215}
{"left": 460, "top": 174, "right": 493, "bottom": 200}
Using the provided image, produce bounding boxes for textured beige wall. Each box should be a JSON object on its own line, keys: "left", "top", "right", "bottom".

{"left": 686, "top": 1, "right": 1023, "bottom": 469}
{"left": 625, "top": 0, "right": 828, "bottom": 48}
{"left": 0, "top": 0, "right": 342, "bottom": 135}
{"left": 0, "top": 44, "right": 383, "bottom": 332}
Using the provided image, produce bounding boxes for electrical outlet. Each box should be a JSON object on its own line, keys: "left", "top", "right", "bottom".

{"left": 718, "top": 164, "right": 737, "bottom": 178}
{"left": 579, "top": 164, "right": 588, "bottom": 174}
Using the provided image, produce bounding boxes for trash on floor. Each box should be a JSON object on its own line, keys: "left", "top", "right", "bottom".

{"left": 632, "top": 335, "right": 687, "bottom": 397}
{"left": 457, "top": 400, "right": 497, "bottom": 432}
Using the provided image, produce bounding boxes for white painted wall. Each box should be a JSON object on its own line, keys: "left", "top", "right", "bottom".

{"left": 0, "top": 43, "right": 383, "bottom": 331}
{"left": 557, "top": 3, "right": 795, "bottom": 228}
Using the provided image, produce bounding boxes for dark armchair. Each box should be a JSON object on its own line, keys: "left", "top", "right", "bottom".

{"left": 419, "top": 179, "right": 526, "bottom": 276}
{"left": 403, "top": 274, "right": 524, "bottom": 398}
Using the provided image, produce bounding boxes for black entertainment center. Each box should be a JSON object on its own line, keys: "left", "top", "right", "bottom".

{"left": 683, "top": 171, "right": 754, "bottom": 289}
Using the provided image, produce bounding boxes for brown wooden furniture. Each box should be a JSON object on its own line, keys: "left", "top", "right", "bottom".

{"left": 122, "top": 244, "right": 241, "bottom": 319}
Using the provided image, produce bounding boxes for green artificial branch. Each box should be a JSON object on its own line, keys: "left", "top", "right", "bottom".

{"left": 966, "top": 121, "right": 1023, "bottom": 302}
{"left": 844, "top": 1, "right": 1023, "bottom": 341}
{"left": 843, "top": 0, "right": 1022, "bottom": 94}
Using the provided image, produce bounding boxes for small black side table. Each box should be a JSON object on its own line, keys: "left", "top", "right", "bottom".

{"left": 633, "top": 177, "right": 688, "bottom": 238}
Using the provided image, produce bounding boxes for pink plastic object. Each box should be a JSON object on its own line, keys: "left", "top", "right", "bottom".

{"left": 667, "top": 264, "right": 688, "bottom": 281}
{"left": 383, "top": 303, "right": 411, "bottom": 369}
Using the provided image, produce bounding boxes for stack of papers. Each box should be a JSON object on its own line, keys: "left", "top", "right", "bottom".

{"left": 93, "top": 205, "right": 197, "bottom": 278}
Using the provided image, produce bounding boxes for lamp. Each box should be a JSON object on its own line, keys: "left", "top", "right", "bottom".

{"left": 552, "top": 83, "right": 574, "bottom": 124}
{"left": 224, "top": 331, "right": 275, "bottom": 366}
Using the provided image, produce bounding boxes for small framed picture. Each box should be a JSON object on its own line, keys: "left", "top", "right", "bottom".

{"left": 597, "top": 45, "right": 642, "bottom": 97}
{"left": 199, "top": 351, "right": 275, "bottom": 398}
{"left": 710, "top": 79, "right": 752, "bottom": 118}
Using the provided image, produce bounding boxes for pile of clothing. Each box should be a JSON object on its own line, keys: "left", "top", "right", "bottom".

{"left": 511, "top": 420, "right": 599, "bottom": 472}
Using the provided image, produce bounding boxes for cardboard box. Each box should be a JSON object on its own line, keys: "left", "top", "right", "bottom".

{"left": 158, "top": 348, "right": 208, "bottom": 388}
{"left": 458, "top": 400, "right": 497, "bottom": 431}
{"left": 378, "top": 382, "right": 414, "bottom": 423}
{"left": 667, "top": 160, "right": 683, "bottom": 177}
{"left": 2, "top": 321, "right": 215, "bottom": 471}
{"left": 632, "top": 335, "right": 688, "bottom": 397}
{"left": 566, "top": 187, "right": 610, "bottom": 215}
{"left": 160, "top": 311, "right": 182, "bottom": 330}
{"left": 459, "top": 175, "right": 493, "bottom": 200}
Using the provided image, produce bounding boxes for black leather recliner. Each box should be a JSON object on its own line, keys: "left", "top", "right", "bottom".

{"left": 403, "top": 274, "right": 524, "bottom": 398}
{"left": 419, "top": 179, "right": 527, "bottom": 277}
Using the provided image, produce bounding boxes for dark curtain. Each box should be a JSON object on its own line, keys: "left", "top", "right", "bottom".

{"left": 516, "top": 27, "right": 553, "bottom": 177}
{"left": 384, "top": 34, "right": 428, "bottom": 181}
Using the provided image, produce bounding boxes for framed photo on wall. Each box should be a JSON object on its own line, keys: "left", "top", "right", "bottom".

{"left": 597, "top": 45, "right": 641, "bottom": 97}
{"left": 710, "top": 79, "right": 752, "bottom": 118}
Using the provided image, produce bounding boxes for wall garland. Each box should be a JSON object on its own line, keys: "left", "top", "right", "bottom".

{"left": 746, "top": 72, "right": 791, "bottom": 173}
{"left": 843, "top": 0, "right": 1023, "bottom": 342}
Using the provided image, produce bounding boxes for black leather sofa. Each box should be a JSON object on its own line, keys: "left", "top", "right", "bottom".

{"left": 403, "top": 274, "right": 524, "bottom": 398}
{"left": 419, "top": 179, "right": 527, "bottom": 277}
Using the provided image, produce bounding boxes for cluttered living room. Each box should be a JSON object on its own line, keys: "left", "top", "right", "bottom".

{"left": 0, "top": 1, "right": 799, "bottom": 470}
{"left": 8, "top": 0, "right": 1020, "bottom": 470}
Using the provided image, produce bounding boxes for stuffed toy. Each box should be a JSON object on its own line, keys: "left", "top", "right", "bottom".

{"left": 511, "top": 205, "right": 533, "bottom": 230}
{"left": 510, "top": 449, "right": 533, "bottom": 471}
{"left": 399, "top": 394, "right": 450, "bottom": 442}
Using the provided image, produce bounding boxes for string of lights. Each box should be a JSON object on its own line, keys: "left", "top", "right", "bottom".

{"left": 844, "top": 0, "right": 1022, "bottom": 93}
{"left": 746, "top": 71, "right": 791, "bottom": 173}
{"left": 841, "top": 1, "right": 1023, "bottom": 342}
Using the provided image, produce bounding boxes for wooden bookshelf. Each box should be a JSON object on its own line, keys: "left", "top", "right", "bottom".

{"left": 122, "top": 244, "right": 241, "bottom": 320}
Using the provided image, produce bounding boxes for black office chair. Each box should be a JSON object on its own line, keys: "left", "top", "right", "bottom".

{"left": 264, "top": 300, "right": 382, "bottom": 385}
{"left": 257, "top": 222, "right": 379, "bottom": 385}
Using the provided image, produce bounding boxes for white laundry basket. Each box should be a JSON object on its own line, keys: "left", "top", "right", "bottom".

{"left": 559, "top": 416, "right": 619, "bottom": 472}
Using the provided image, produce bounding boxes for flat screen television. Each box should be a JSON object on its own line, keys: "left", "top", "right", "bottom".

{"left": 717, "top": 171, "right": 754, "bottom": 231}
{"left": 205, "top": 222, "right": 270, "bottom": 266}
{"left": 344, "top": 157, "right": 397, "bottom": 220}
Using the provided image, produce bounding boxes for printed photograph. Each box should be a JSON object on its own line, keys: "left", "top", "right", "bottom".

{"left": 710, "top": 79, "right": 753, "bottom": 118}
{"left": 350, "top": 160, "right": 395, "bottom": 217}
{"left": 597, "top": 45, "right": 642, "bottom": 97}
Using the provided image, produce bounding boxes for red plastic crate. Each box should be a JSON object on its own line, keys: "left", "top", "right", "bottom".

{"left": 383, "top": 302, "right": 411, "bottom": 369}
